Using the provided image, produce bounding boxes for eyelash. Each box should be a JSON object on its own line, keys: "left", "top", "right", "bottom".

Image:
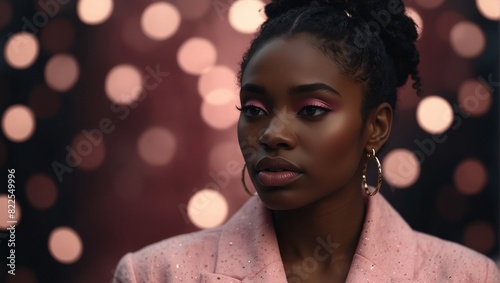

{"left": 236, "top": 103, "right": 333, "bottom": 118}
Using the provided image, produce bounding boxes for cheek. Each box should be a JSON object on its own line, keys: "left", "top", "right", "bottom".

{"left": 300, "top": 114, "right": 363, "bottom": 173}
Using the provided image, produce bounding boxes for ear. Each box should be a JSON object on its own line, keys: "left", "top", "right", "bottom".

{"left": 364, "top": 102, "right": 393, "bottom": 153}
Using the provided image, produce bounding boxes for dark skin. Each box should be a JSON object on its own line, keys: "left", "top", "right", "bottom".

{"left": 237, "top": 33, "right": 392, "bottom": 283}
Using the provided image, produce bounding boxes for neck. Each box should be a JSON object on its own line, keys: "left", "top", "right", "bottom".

{"left": 272, "top": 184, "right": 366, "bottom": 275}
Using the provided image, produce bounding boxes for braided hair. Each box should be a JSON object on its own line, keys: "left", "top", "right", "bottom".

{"left": 238, "top": 0, "right": 422, "bottom": 120}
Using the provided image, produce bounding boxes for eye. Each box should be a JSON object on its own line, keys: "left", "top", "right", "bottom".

{"left": 236, "top": 105, "right": 267, "bottom": 117}
{"left": 297, "top": 105, "right": 331, "bottom": 118}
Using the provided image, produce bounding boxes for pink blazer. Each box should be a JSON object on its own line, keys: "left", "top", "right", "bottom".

{"left": 113, "top": 194, "right": 500, "bottom": 282}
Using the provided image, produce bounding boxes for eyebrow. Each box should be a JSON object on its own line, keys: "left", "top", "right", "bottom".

{"left": 240, "top": 83, "right": 341, "bottom": 96}
{"left": 289, "top": 83, "right": 341, "bottom": 96}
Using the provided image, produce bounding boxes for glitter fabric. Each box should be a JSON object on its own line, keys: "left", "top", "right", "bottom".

{"left": 113, "top": 194, "right": 500, "bottom": 282}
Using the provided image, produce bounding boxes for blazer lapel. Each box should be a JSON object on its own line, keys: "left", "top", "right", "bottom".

{"left": 204, "top": 196, "right": 288, "bottom": 282}
{"left": 346, "top": 194, "right": 416, "bottom": 282}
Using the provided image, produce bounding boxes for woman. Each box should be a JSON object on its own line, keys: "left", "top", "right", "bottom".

{"left": 113, "top": 0, "right": 500, "bottom": 282}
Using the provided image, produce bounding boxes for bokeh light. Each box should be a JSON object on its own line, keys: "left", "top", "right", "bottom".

{"left": 141, "top": 2, "right": 181, "bottom": 41}
{"left": 450, "top": 21, "right": 486, "bottom": 58}
{"left": 0, "top": 0, "right": 13, "bottom": 30}
{"left": 382, "top": 149, "right": 420, "bottom": 188}
{"left": 28, "top": 84, "right": 61, "bottom": 119}
{"left": 137, "top": 127, "right": 177, "bottom": 166}
{"left": 45, "top": 54, "right": 80, "bottom": 92}
{"left": 476, "top": 0, "right": 500, "bottom": 20}
{"left": 105, "top": 64, "right": 143, "bottom": 105}
{"left": 2, "top": 105, "right": 36, "bottom": 142}
{"left": 463, "top": 221, "right": 495, "bottom": 254}
{"left": 453, "top": 158, "right": 487, "bottom": 195}
{"left": 187, "top": 189, "right": 228, "bottom": 229}
{"left": 71, "top": 133, "right": 106, "bottom": 170}
{"left": 416, "top": 96, "right": 453, "bottom": 134}
{"left": 177, "top": 37, "right": 217, "bottom": 75}
{"left": 415, "top": 0, "right": 445, "bottom": 9}
{"left": 406, "top": 8, "right": 424, "bottom": 38}
{"left": 40, "top": 18, "right": 75, "bottom": 53}
{"left": 77, "top": 0, "right": 114, "bottom": 25}
{"left": 228, "top": 0, "right": 266, "bottom": 34}
{"left": 25, "top": 174, "right": 58, "bottom": 210}
{"left": 201, "top": 95, "right": 240, "bottom": 130}
{"left": 48, "top": 227, "right": 83, "bottom": 264}
{"left": 458, "top": 79, "right": 492, "bottom": 116}
{"left": 204, "top": 89, "right": 236, "bottom": 106}
{"left": 0, "top": 194, "right": 21, "bottom": 230}
{"left": 4, "top": 32, "right": 39, "bottom": 69}
{"left": 198, "top": 65, "right": 237, "bottom": 98}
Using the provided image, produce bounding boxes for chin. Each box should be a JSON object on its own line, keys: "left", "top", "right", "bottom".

{"left": 256, "top": 189, "right": 313, "bottom": 211}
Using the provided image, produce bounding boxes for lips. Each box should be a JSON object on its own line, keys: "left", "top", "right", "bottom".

{"left": 255, "top": 157, "right": 303, "bottom": 186}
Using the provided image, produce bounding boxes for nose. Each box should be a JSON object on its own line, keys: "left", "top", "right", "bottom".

{"left": 258, "top": 114, "right": 297, "bottom": 150}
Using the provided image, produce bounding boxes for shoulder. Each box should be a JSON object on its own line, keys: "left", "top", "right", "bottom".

{"left": 413, "top": 231, "right": 500, "bottom": 282}
{"left": 113, "top": 226, "right": 223, "bottom": 283}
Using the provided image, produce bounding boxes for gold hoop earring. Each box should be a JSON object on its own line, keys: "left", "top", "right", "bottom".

{"left": 362, "top": 148, "right": 382, "bottom": 196}
{"left": 241, "top": 164, "right": 257, "bottom": 196}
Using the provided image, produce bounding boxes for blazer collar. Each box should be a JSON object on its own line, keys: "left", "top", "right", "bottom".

{"left": 203, "top": 193, "right": 416, "bottom": 282}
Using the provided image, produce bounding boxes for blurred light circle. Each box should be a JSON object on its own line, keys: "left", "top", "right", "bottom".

{"left": 415, "top": 0, "right": 444, "bottom": 9}
{"left": 105, "top": 64, "right": 143, "bottom": 105}
{"left": 198, "top": 65, "right": 237, "bottom": 98}
{"left": 71, "top": 133, "right": 106, "bottom": 170}
{"left": 228, "top": 0, "right": 266, "bottom": 34}
{"left": 26, "top": 174, "right": 58, "bottom": 210}
{"left": 137, "top": 127, "right": 177, "bottom": 166}
{"left": 450, "top": 21, "right": 485, "bottom": 58}
{"left": 29, "top": 84, "right": 61, "bottom": 119}
{"left": 40, "top": 18, "right": 75, "bottom": 53}
{"left": 45, "top": 54, "right": 79, "bottom": 92}
{"left": 458, "top": 79, "right": 492, "bottom": 116}
{"left": 382, "top": 149, "right": 420, "bottom": 188}
{"left": 171, "top": 0, "right": 210, "bottom": 20}
{"left": 453, "top": 158, "right": 487, "bottom": 195}
{"left": 437, "top": 11, "right": 464, "bottom": 42}
{"left": 0, "top": 0, "right": 13, "bottom": 29}
{"left": 177, "top": 37, "right": 217, "bottom": 75}
{"left": 77, "top": 0, "right": 114, "bottom": 25}
{"left": 0, "top": 194, "right": 21, "bottom": 230}
{"left": 476, "top": 0, "right": 500, "bottom": 20}
{"left": 2, "top": 105, "right": 36, "bottom": 142}
{"left": 4, "top": 32, "right": 39, "bottom": 69}
{"left": 141, "top": 2, "right": 181, "bottom": 41}
{"left": 201, "top": 95, "right": 240, "bottom": 130}
{"left": 204, "top": 89, "right": 236, "bottom": 105}
{"left": 188, "top": 189, "right": 228, "bottom": 229}
{"left": 406, "top": 8, "right": 424, "bottom": 38}
{"left": 48, "top": 227, "right": 83, "bottom": 264}
{"left": 463, "top": 221, "right": 495, "bottom": 254}
{"left": 416, "top": 96, "right": 453, "bottom": 134}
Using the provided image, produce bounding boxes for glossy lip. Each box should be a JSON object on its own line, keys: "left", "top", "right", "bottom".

{"left": 255, "top": 156, "right": 303, "bottom": 173}
{"left": 255, "top": 156, "right": 303, "bottom": 187}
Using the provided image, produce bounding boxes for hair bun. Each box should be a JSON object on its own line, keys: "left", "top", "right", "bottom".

{"left": 265, "top": 0, "right": 348, "bottom": 20}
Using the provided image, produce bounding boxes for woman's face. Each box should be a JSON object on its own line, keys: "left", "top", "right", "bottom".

{"left": 238, "top": 34, "right": 370, "bottom": 210}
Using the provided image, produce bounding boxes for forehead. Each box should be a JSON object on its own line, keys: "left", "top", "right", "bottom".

{"left": 241, "top": 33, "right": 360, "bottom": 95}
